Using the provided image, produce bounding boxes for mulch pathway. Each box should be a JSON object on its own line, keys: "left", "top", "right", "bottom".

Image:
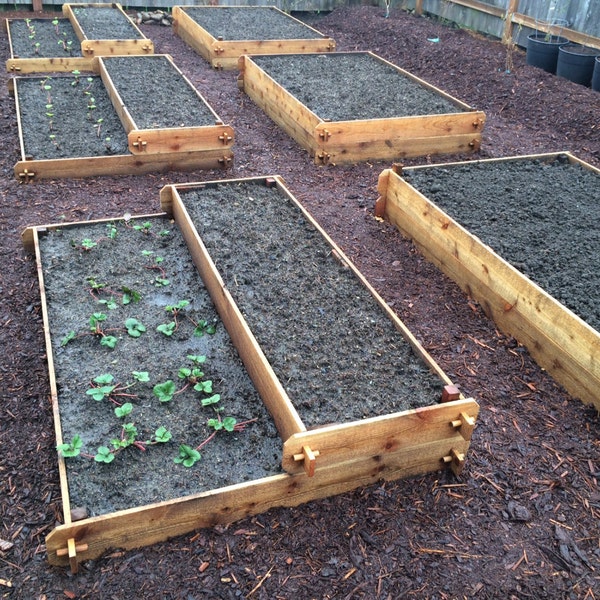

{"left": 0, "top": 6, "right": 599, "bottom": 599}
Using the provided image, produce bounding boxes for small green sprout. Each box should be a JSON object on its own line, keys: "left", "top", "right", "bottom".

{"left": 57, "top": 435, "right": 83, "bottom": 458}
{"left": 132, "top": 371, "right": 150, "bottom": 382}
{"left": 60, "top": 330, "right": 76, "bottom": 346}
{"left": 114, "top": 402, "right": 133, "bottom": 418}
{"left": 194, "top": 319, "right": 217, "bottom": 337}
{"left": 157, "top": 322, "right": 176, "bottom": 337}
{"left": 125, "top": 318, "right": 146, "bottom": 338}
{"left": 122, "top": 287, "right": 141, "bottom": 305}
{"left": 207, "top": 416, "right": 237, "bottom": 432}
{"left": 153, "top": 380, "right": 176, "bottom": 403}
{"left": 166, "top": 300, "right": 189, "bottom": 314}
{"left": 94, "top": 446, "right": 115, "bottom": 464}
{"left": 153, "top": 426, "right": 172, "bottom": 443}
{"left": 174, "top": 444, "right": 201, "bottom": 468}
{"left": 201, "top": 394, "right": 221, "bottom": 407}
{"left": 80, "top": 238, "right": 97, "bottom": 251}
{"left": 133, "top": 221, "right": 153, "bottom": 234}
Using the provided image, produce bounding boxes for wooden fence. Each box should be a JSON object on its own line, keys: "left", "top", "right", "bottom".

{"left": 3, "top": 0, "right": 600, "bottom": 50}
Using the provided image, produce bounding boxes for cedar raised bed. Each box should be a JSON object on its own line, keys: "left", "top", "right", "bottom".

{"left": 376, "top": 153, "right": 600, "bottom": 411}
{"left": 238, "top": 51, "right": 485, "bottom": 165}
{"left": 12, "top": 54, "right": 233, "bottom": 181}
{"left": 25, "top": 176, "right": 478, "bottom": 571}
{"left": 173, "top": 5, "right": 335, "bottom": 70}
{"left": 6, "top": 3, "right": 153, "bottom": 74}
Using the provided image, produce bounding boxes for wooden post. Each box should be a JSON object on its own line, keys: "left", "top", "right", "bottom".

{"left": 415, "top": 0, "right": 423, "bottom": 16}
{"left": 32, "top": 0, "right": 43, "bottom": 12}
{"left": 503, "top": 0, "right": 520, "bottom": 45}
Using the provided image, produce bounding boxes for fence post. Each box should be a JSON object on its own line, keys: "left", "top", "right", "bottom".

{"left": 503, "top": 0, "right": 520, "bottom": 44}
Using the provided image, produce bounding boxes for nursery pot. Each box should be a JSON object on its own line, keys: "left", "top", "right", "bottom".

{"left": 556, "top": 44, "right": 598, "bottom": 87}
{"left": 592, "top": 56, "right": 600, "bottom": 92}
{"left": 526, "top": 34, "right": 568, "bottom": 74}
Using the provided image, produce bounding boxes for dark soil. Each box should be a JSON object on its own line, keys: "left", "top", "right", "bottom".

{"left": 403, "top": 156, "right": 600, "bottom": 332}
{"left": 38, "top": 215, "right": 281, "bottom": 516}
{"left": 70, "top": 6, "right": 143, "bottom": 41}
{"left": 16, "top": 75, "right": 129, "bottom": 159}
{"left": 182, "top": 6, "right": 328, "bottom": 41}
{"left": 178, "top": 180, "right": 443, "bottom": 427}
{"left": 7, "top": 17, "right": 81, "bottom": 58}
{"left": 101, "top": 55, "right": 220, "bottom": 128}
{"left": 251, "top": 52, "right": 463, "bottom": 120}
{"left": 1, "top": 6, "right": 600, "bottom": 599}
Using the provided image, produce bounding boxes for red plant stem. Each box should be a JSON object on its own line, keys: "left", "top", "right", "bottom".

{"left": 195, "top": 431, "right": 217, "bottom": 452}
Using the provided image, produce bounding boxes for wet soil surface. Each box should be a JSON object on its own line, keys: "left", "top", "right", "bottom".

{"left": 38, "top": 216, "right": 281, "bottom": 516}
{"left": 1, "top": 6, "right": 600, "bottom": 599}
{"left": 101, "top": 55, "right": 219, "bottom": 128}
{"left": 178, "top": 180, "right": 443, "bottom": 427}
{"left": 181, "top": 6, "right": 328, "bottom": 41}
{"left": 250, "top": 53, "right": 462, "bottom": 120}
{"left": 7, "top": 17, "right": 81, "bottom": 58}
{"left": 69, "top": 6, "right": 143, "bottom": 41}
{"left": 404, "top": 156, "right": 600, "bottom": 332}
{"left": 16, "top": 75, "right": 129, "bottom": 159}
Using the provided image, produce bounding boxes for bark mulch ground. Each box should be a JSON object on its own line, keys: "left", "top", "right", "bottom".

{"left": 0, "top": 6, "right": 599, "bottom": 599}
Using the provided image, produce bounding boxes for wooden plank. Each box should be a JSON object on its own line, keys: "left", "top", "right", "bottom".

{"left": 239, "top": 55, "right": 322, "bottom": 155}
{"left": 320, "top": 132, "right": 481, "bottom": 165}
{"left": 173, "top": 6, "right": 214, "bottom": 64}
{"left": 14, "top": 149, "right": 233, "bottom": 181}
{"left": 282, "top": 398, "right": 479, "bottom": 474}
{"left": 46, "top": 433, "right": 467, "bottom": 568}
{"left": 173, "top": 6, "right": 335, "bottom": 70}
{"left": 28, "top": 227, "right": 73, "bottom": 526}
{"left": 160, "top": 182, "right": 306, "bottom": 442}
{"left": 127, "top": 125, "right": 234, "bottom": 155}
{"left": 379, "top": 165, "right": 600, "bottom": 410}
{"left": 6, "top": 56, "right": 95, "bottom": 74}
{"left": 94, "top": 55, "right": 137, "bottom": 133}
{"left": 80, "top": 39, "right": 154, "bottom": 57}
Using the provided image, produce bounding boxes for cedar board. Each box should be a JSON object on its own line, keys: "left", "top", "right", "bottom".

{"left": 238, "top": 51, "right": 485, "bottom": 165}
{"left": 10, "top": 62, "right": 233, "bottom": 180}
{"left": 63, "top": 3, "right": 153, "bottom": 58}
{"left": 173, "top": 5, "right": 335, "bottom": 70}
{"left": 24, "top": 177, "right": 478, "bottom": 571}
{"left": 95, "top": 54, "right": 234, "bottom": 155}
{"left": 376, "top": 153, "right": 600, "bottom": 411}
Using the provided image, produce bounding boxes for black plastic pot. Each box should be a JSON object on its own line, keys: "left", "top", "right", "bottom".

{"left": 526, "top": 34, "right": 568, "bottom": 74}
{"left": 592, "top": 56, "right": 600, "bottom": 92}
{"left": 556, "top": 43, "right": 598, "bottom": 87}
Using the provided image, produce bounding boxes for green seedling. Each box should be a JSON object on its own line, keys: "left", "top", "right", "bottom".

{"left": 86, "top": 372, "right": 140, "bottom": 405}
{"left": 133, "top": 221, "right": 153, "bottom": 234}
{"left": 80, "top": 238, "right": 97, "bottom": 251}
{"left": 122, "top": 286, "right": 141, "bottom": 305}
{"left": 201, "top": 393, "right": 220, "bottom": 407}
{"left": 193, "top": 318, "right": 217, "bottom": 337}
{"left": 207, "top": 416, "right": 237, "bottom": 432}
{"left": 153, "top": 380, "right": 176, "bottom": 403}
{"left": 57, "top": 435, "right": 83, "bottom": 458}
{"left": 98, "top": 297, "right": 118, "bottom": 310}
{"left": 157, "top": 321, "right": 176, "bottom": 337}
{"left": 125, "top": 318, "right": 146, "bottom": 338}
{"left": 114, "top": 402, "right": 133, "bottom": 419}
{"left": 94, "top": 446, "right": 115, "bottom": 464}
{"left": 174, "top": 444, "right": 201, "bottom": 468}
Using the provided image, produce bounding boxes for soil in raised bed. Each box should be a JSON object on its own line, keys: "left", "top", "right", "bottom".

{"left": 16, "top": 74, "right": 129, "bottom": 159}
{"left": 403, "top": 155, "right": 600, "bottom": 332}
{"left": 179, "top": 180, "right": 444, "bottom": 428}
{"left": 182, "top": 6, "right": 327, "bottom": 41}
{"left": 8, "top": 17, "right": 82, "bottom": 58}
{"left": 38, "top": 216, "right": 281, "bottom": 516}
{"left": 250, "top": 52, "right": 463, "bottom": 121}
{"left": 2, "top": 6, "right": 600, "bottom": 598}
{"left": 71, "top": 6, "right": 142, "bottom": 40}
{"left": 101, "top": 55, "right": 219, "bottom": 129}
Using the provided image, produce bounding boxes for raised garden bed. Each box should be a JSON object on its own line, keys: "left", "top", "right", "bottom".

{"left": 376, "top": 152, "right": 600, "bottom": 411}
{"left": 5, "top": 4, "right": 152, "bottom": 74}
{"left": 5, "top": 17, "right": 91, "bottom": 74}
{"left": 11, "top": 55, "right": 233, "bottom": 180}
{"left": 173, "top": 5, "right": 335, "bottom": 70}
{"left": 238, "top": 51, "right": 485, "bottom": 165}
{"left": 25, "top": 176, "right": 478, "bottom": 571}
{"left": 98, "top": 54, "right": 234, "bottom": 155}
{"left": 64, "top": 3, "right": 152, "bottom": 59}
